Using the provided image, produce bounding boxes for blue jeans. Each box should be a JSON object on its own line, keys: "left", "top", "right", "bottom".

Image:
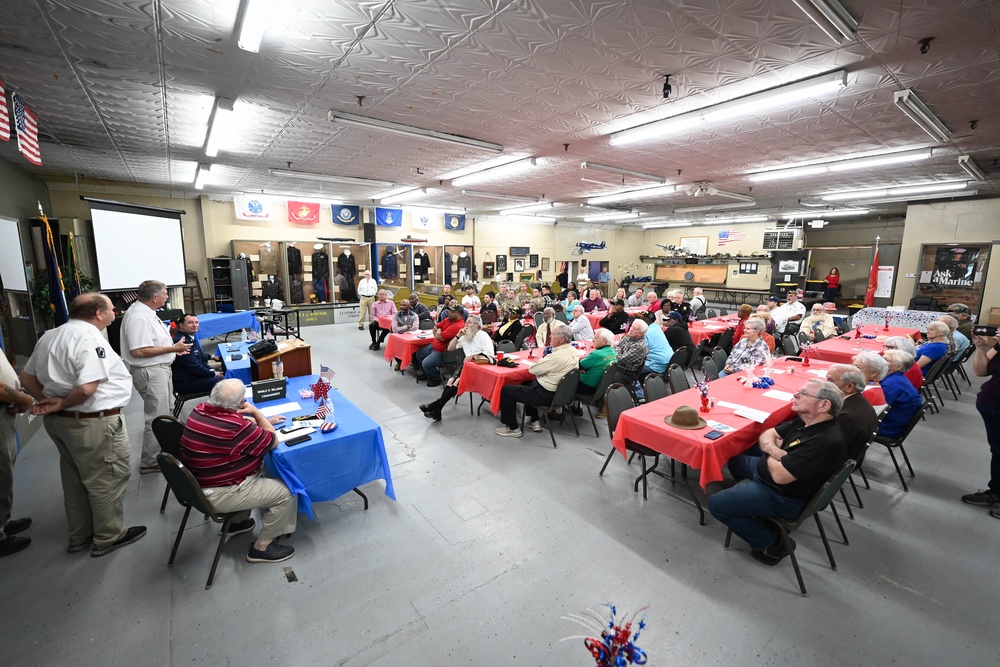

{"left": 420, "top": 348, "right": 444, "bottom": 380}
{"left": 978, "top": 403, "right": 1000, "bottom": 493}
{"left": 708, "top": 455, "right": 807, "bottom": 550}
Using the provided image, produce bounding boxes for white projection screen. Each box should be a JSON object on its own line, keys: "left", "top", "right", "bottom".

{"left": 89, "top": 199, "right": 187, "bottom": 290}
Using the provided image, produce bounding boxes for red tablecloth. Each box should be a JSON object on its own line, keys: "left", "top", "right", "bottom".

{"left": 611, "top": 358, "right": 836, "bottom": 490}
{"left": 688, "top": 320, "right": 733, "bottom": 344}
{"left": 378, "top": 315, "right": 393, "bottom": 330}
{"left": 382, "top": 332, "right": 434, "bottom": 369}
{"left": 456, "top": 346, "right": 591, "bottom": 415}
{"left": 807, "top": 326, "right": 920, "bottom": 364}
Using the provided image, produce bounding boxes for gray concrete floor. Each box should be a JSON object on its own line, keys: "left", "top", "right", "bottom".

{"left": 3, "top": 322, "right": 998, "bottom": 666}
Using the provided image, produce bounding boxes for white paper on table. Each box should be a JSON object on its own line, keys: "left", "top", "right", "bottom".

{"left": 734, "top": 406, "right": 771, "bottom": 423}
{"left": 275, "top": 426, "right": 315, "bottom": 442}
{"left": 761, "top": 389, "right": 796, "bottom": 401}
{"left": 770, "top": 369, "right": 786, "bottom": 374}
{"left": 806, "top": 369, "right": 828, "bottom": 377}
{"left": 706, "top": 420, "right": 736, "bottom": 432}
{"left": 520, "top": 359, "right": 535, "bottom": 366}
{"left": 717, "top": 400, "right": 748, "bottom": 411}
{"left": 259, "top": 402, "right": 300, "bottom": 417}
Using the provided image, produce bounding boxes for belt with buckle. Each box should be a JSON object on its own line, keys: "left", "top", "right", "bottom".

{"left": 55, "top": 408, "right": 123, "bottom": 419}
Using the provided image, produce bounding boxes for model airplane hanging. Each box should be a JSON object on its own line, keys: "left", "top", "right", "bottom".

{"left": 573, "top": 241, "right": 607, "bottom": 255}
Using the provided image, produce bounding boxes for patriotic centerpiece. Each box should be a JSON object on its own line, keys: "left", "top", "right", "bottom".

{"left": 697, "top": 381, "right": 710, "bottom": 413}
{"left": 305, "top": 364, "right": 337, "bottom": 430}
{"left": 799, "top": 342, "right": 811, "bottom": 367}
{"left": 563, "top": 604, "right": 649, "bottom": 666}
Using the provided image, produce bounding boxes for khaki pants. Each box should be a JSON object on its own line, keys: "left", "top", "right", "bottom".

{"left": 205, "top": 470, "right": 296, "bottom": 542}
{"left": 130, "top": 363, "right": 172, "bottom": 467}
{"left": 358, "top": 295, "right": 375, "bottom": 326}
{"left": 45, "top": 414, "right": 131, "bottom": 548}
{"left": 0, "top": 413, "right": 16, "bottom": 541}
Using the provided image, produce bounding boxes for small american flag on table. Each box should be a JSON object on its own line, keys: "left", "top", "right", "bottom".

{"left": 320, "top": 364, "right": 336, "bottom": 382}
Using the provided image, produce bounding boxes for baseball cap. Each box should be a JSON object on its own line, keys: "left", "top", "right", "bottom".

{"left": 610, "top": 298, "right": 625, "bottom": 306}
{"left": 667, "top": 310, "right": 684, "bottom": 321}
{"left": 767, "top": 295, "right": 780, "bottom": 302}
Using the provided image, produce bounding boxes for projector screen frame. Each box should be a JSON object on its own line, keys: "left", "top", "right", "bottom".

{"left": 83, "top": 196, "right": 189, "bottom": 291}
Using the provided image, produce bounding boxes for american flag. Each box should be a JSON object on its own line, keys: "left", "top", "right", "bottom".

{"left": 0, "top": 80, "right": 9, "bottom": 141}
{"left": 247, "top": 327, "right": 259, "bottom": 342}
{"left": 275, "top": 356, "right": 284, "bottom": 377}
{"left": 315, "top": 400, "right": 330, "bottom": 419}
{"left": 12, "top": 94, "right": 40, "bottom": 165}
{"left": 319, "top": 364, "right": 335, "bottom": 381}
{"left": 717, "top": 230, "right": 745, "bottom": 245}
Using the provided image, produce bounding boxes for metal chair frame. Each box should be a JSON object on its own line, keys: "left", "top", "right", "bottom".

{"left": 520, "top": 369, "right": 581, "bottom": 448}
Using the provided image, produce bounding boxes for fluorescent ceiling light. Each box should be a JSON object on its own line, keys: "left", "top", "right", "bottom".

{"left": 379, "top": 188, "right": 431, "bottom": 205}
{"left": 268, "top": 168, "right": 395, "bottom": 188}
{"left": 748, "top": 148, "right": 933, "bottom": 182}
{"left": 845, "top": 190, "right": 978, "bottom": 205}
{"left": 643, "top": 221, "right": 695, "bottom": 229}
{"left": 781, "top": 208, "right": 869, "bottom": 219}
{"left": 702, "top": 215, "right": 769, "bottom": 225}
{"left": 460, "top": 189, "right": 538, "bottom": 203}
{"left": 791, "top": 0, "right": 858, "bottom": 43}
{"left": 586, "top": 184, "right": 678, "bottom": 205}
{"left": 609, "top": 70, "right": 847, "bottom": 146}
{"left": 580, "top": 162, "right": 665, "bottom": 183}
{"left": 439, "top": 155, "right": 528, "bottom": 181}
{"left": 372, "top": 186, "right": 417, "bottom": 200}
{"left": 893, "top": 90, "right": 951, "bottom": 142}
{"left": 328, "top": 110, "right": 503, "bottom": 154}
{"left": 675, "top": 201, "right": 757, "bottom": 214}
{"left": 450, "top": 158, "right": 539, "bottom": 187}
{"left": 194, "top": 163, "right": 211, "bottom": 190}
{"left": 821, "top": 181, "right": 968, "bottom": 201}
{"left": 203, "top": 97, "right": 234, "bottom": 157}
{"left": 958, "top": 155, "right": 987, "bottom": 181}
{"left": 237, "top": 0, "right": 275, "bottom": 52}
{"left": 499, "top": 202, "right": 563, "bottom": 215}
{"left": 496, "top": 215, "right": 555, "bottom": 225}
{"left": 583, "top": 211, "right": 640, "bottom": 222}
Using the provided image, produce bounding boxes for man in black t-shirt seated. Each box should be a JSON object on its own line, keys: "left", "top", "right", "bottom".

{"left": 708, "top": 379, "right": 847, "bottom": 565}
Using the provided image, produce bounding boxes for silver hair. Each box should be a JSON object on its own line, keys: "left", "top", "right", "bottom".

{"left": 693, "top": 287, "right": 703, "bottom": 295}
{"left": 463, "top": 315, "right": 483, "bottom": 343}
{"left": 938, "top": 314, "right": 959, "bottom": 331}
{"left": 947, "top": 302, "right": 970, "bottom": 315}
{"left": 593, "top": 328, "right": 615, "bottom": 347}
{"left": 853, "top": 350, "right": 889, "bottom": 380}
{"left": 209, "top": 379, "right": 246, "bottom": 411}
{"left": 630, "top": 318, "right": 648, "bottom": 334}
{"left": 572, "top": 304, "right": 585, "bottom": 314}
{"left": 810, "top": 379, "right": 844, "bottom": 416}
{"left": 137, "top": 280, "right": 167, "bottom": 300}
{"left": 744, "top": 318, "right": 766, "bottom": 333}
{"left": 884, "top": 349, "right": 915, "bottom": 371}
{"left": 551, "top": 325, "right": 574, "bottom": 346}
{"left": 927, "top": 321, "right": 949, "bottom": 338}
{"left": 829, "top": 364, "right": 867, "bottom": 393}
{"left": 885, "top": 335, "right": 916, "bottom": 356}
{"left": 543, "top": 307, "right": 555, "bottom": 317}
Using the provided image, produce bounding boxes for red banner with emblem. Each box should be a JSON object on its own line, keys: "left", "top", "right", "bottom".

{"left": 287, "top": 200, "right": 320, "bottom": 224}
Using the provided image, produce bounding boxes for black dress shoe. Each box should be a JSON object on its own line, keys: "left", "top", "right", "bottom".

{"left": 427, "top": 379, "right": 442, "bottom": 388}
{"left": 419, "top": 404, "right": 431, "bottom": 413}
{"left": 0, "top": 535, "right": 30, "bottom": 557}
{"left": 4, "top": 517, "right": 31, "bottom": 535}
{"left": 430, "top": 410, "right": 442, "bottom": 422}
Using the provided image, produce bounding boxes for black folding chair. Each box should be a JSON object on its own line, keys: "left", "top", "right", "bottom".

{"left": 521, "top": 369, "right": 580, "bottom": 448}
{"left": 574, "top": 364, "right": 618, "bottom": 437}
{"left": 724, "top": 459, "right": 856, "bottom": 596}
{"left": 157, "top": 453, "right": 242, "bottom": 590}
{"left": 172, "top": 390, "right": 211, "bottom": 418}
{"left": 643, "top": 375, "right": 668, "bottom": 402}
{"left": 667, "top": 363, "right": 689, "bottom": 394}
{"left": 153, "top": 416, "right": 185, "bottom": 513}
{"left": 871, "top": 400, "right": 927, "bottom": 491}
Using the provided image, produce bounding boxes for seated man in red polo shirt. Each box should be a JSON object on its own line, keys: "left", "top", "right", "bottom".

{"left": 414, "top": 306, "right": 465, "bottom": 387}
{"left": 180, "top": 379, "right": 297, "bottom": 564}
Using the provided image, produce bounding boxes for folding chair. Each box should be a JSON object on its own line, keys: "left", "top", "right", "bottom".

{"left": 643, "top": 375, "right": 668, "bottom": 402}
{"left": 153, "top": 416, "right": 185, "bottom": 513}
{"left": 172, "top": 390, "right": 211, "bottom": 419}
{"left": 157, "top": 453, "right": 242, "bottom": 590}
{"left": 574, "top": 364, "right": 618, "bottom": 437}
{"left": 667, "top": 363, "right": 689, "bottom": 394}
{"left": 533, "top": 312, "right": 544, "bottom": 329}
{"left": 724, "top": 459, "right": 856, "bottom": 596}
{"left": 871, "top": 400, "right": 927, "bottom": 491}
{"left": 521, "top": 369, "right": 580, "bottom": 448}
{"left": 497, "top": 340, "right": 517, "bottom": 353}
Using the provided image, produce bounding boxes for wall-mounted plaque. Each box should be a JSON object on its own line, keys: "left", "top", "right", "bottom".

{"left": 509, "top": 246, "right": 530, "bottom": 257}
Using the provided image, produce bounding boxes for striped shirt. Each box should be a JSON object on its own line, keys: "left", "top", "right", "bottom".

{"left": 180, "top": 403, "right": 275, "bottom": 487}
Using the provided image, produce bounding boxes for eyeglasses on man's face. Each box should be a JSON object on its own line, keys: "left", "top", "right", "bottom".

{"left": 884, "top": 344, "right": 897, "bottom": 349}
{"left": 793, "top": 389, "right": 821, "bottom": 399}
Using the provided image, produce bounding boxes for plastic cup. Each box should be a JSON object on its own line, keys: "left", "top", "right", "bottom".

{"left": 497, "top": 351, "right": 504, "bottom": 361}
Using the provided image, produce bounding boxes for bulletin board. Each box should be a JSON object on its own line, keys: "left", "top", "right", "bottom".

{"left": 655, "top": 264, "right": 727, "bottom": 284}
{"left": 679, "top": 236, "right": 709, "bottom": 256}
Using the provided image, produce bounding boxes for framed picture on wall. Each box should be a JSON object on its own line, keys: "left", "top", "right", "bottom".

{"left": 529, "top": 254, "right": 539, "bottom": 268}
{"left": 496, "top": 254, "right": 507, "bottom": 272}
{"left": 541, "top": 257, "right": 550, "bottom": 271}
{"left": 509, "top": 246, "right": 530, "bottom": 256}
{"left": 483, "top": 262, "right": 495, "bottom": 279}
{"left": 514, "top": 258, "right": 526, "bottom": 272}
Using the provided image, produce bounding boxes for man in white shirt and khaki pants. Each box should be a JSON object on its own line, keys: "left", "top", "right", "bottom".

{"left": 120, "top": 280, "right": 191, "bottom": 473}
{"left": 357, "top": 270, "right": 378, "bottom": 331}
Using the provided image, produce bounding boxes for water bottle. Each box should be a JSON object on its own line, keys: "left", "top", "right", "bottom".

{"left": 241, "top": 328, "right": 248, "bottom": 343}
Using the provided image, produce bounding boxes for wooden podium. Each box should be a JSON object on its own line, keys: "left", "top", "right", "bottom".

{"left": 251, "top": 339, "right": 312, "bottom": 381}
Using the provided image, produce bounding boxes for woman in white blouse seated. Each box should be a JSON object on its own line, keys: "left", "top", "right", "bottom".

{"left": 719, "top": 319, "right": 770, "bottom": 377}
{"left": 419, "top": 315, "right": 494, "bottom": 422}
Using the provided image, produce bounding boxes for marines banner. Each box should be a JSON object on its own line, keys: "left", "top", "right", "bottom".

{"left": 444, "top": 212, "right": 466, "bottom": 231}
{"left": 234, "top": 194, "right": 272, "bottom": 220}
{"left": 332, "top": 205, "right": 360, "bottom": 225}
{"left": 375, "top": 206, "right": 402, "bottom": 227}
{"left": 287, "top": 200, "right": 320, "bottom": 224}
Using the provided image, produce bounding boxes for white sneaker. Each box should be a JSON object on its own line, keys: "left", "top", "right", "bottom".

{"left": 495, "top": 426, "right": 523, "bottom": 438}
{"left": 527, "top": 420, "right": 542, "bottom": 432}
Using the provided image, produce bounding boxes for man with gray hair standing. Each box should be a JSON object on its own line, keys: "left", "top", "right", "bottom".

{"left": 708, "top": 379, "right": 847, "bottom": 566}
{"left": 121, "top": 280, "right": 192, "bottom": 474}
{"left": 180, "top": 379, "right": 297, "bottom": 563}
{"left": 21, "top": 293, "right": 146, "bottom": 557}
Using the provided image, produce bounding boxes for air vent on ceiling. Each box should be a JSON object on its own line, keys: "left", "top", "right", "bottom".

{"left": 762, "top": 228, "right": 803, "bottom": 250}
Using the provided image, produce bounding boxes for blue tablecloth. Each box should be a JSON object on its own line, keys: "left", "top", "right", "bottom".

{"left": 259, "top": 376, "right": 395, "bottom": 519}
{"left": 196, "top": 311, "right": 261, "bottom": 341}
{"left": 219, "top": 341, "right": 252, "bottom": 385}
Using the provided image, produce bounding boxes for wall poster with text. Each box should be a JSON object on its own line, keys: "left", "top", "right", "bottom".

{"left": 915, "top": 243, "right": 990, "bottom": 314}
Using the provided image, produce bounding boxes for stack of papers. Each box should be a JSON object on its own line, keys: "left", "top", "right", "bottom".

{"left": 761, "top": 389, "right": 795, "bottom": 401}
